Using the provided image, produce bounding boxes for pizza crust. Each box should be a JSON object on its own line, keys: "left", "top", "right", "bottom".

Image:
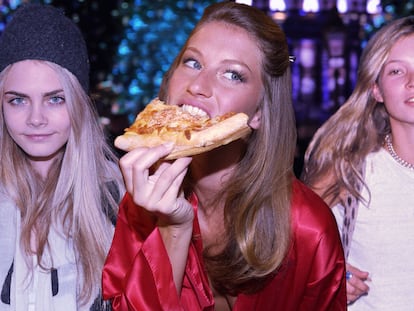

{"left": 114, "top": 100, "right": 252, "bottom": 160}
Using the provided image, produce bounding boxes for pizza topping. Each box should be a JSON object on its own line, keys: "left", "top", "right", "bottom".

{"left": 114, "top": 98, "right": 252, "bottom": 159}
{"left": 125, "top": 100, "right": 235, "bottom": 137}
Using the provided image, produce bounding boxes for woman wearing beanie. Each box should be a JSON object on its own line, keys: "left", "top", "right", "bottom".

{"left": 0, "top": 3, "right": 124, "bottom": 310}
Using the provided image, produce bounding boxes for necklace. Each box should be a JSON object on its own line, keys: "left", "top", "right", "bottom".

{"left": 385, "top": 134, "right": 414, "bottom": 170}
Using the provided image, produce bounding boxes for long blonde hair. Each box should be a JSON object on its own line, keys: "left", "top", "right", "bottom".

{"left": 0, "top": 61, "right": 124, "bottom": 304}
{"left": 160, "top": 2, "right": 295, "bottom": 295}
{"left": 302, "top": 16, "right": 414, "bottom": 205}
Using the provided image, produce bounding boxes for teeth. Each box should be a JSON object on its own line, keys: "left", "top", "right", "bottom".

{"left": 182, "top": 104, "right": 208, "bottom": 117}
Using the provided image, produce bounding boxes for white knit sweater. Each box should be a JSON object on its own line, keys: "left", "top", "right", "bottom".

{"left": 333, "top": 148, "right": 414, "bottom": 310}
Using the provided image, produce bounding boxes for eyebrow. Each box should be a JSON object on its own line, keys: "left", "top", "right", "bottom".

{"left": 44, "top": 89, "right": 65, "bottom": 97}
{"left": 184, "top": 47, "right": 254, "bottom": 74}
{"left": 4, "top": 89, "right": 64, "bottom": 97}
{"left": 387, "top": 59, "right": 410, "bottom": 65}
{"left": 4, "top": 91, "right": 27, "bottom": 98}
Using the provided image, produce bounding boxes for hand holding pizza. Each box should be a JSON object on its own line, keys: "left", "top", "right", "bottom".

{"left": 119, "top": 143, "right": 194, "bottom": 292}
{"left": 119, "top": 143, "right": 194, "bottom": 227}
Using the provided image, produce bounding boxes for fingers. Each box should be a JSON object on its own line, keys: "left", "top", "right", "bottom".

{"left": 119, "top": 144, "right": 193, "bottom": 225}
{"left": 346, "top": 263, "right": 370, "bottom": 304}
{"left": 147, "top": 158, "right": 192, "bottom": 211}
{"left": 119, "top": 144, "right": 173, "bottom": 193}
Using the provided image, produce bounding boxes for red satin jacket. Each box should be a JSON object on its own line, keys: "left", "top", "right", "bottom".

{"left": 102, "top": 180, "right": 346, "bottom": 310}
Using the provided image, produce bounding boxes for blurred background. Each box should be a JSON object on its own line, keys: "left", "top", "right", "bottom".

{"left": 1, "top": 0, "right": 414, "bottom": 175}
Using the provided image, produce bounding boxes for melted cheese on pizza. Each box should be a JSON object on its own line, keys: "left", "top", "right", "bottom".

{"left": 126, "top": 100, "right": 234, "bottom": 140}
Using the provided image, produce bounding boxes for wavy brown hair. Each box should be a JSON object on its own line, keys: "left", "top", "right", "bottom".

{"left": 302, "top": 16, "right": 414, "bottom": 206}
{"left": 160, "top": 1, "right": 296, "bottom": 295}
{"left": 0, "top": 61, "right": 124, "bottom": 304}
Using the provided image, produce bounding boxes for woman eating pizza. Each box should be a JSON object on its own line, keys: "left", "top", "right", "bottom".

{"left": 102, "top": 2, "right": 346, "bottom": 310}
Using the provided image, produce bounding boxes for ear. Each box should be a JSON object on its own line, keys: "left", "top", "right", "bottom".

{"left": 372, "top": 83, "right": 384, "bottom": 102}
{"left": 249, "top": 108, "right": 261, "bottom": 130}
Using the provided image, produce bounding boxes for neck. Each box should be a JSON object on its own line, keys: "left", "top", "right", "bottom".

{"left": 385, "top": 134, "right": 414, "bottom": 170}
{"left": 190, "top": 166, "right": 232, "bottom": 212}
{"left": 190, "top": 140, "right": 245, "bottom": 208}
{"left": 29, "top": 159, "right": 53, "bottom": 179}
{"left": 189, "top": 144, "right": 243, "bottom": 253}
{"left": 28, "top": 148, "right": 64, "bottom": 179}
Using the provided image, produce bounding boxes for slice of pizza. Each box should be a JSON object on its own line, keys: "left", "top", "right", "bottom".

{"left": 114, "top": 98, "right": 252, "bottom": 160}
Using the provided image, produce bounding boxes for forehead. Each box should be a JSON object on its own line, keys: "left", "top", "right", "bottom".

{"left": 187, "top": 21, "right": 262, "bottom": 61}
{"left": 4, "top": 60, "right": 62, "bottom": 91}
{"left": 388, "top": 34, "right": 414, "bottom": 56}
{"left": 190, "top": 21, "right": 257, "bottom": 46}
{"left": 6, "top": 60, "right": 56, "bottom": 77}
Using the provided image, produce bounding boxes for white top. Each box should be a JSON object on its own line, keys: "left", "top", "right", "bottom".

{"left": 332, "top": 148, "right": 414, "bottom": 310}
{"left": 0, "top": 192, "right": 102, "bottom": 311}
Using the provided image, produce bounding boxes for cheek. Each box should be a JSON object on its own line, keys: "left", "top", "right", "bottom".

{"left": 51, "top": 109, "right": 71, "bottom": 134}
{"left": 3, "top": 108, "right": 20, "bottom": 133}
{"left": 239, "top": 87, "right": 263, "bottom": 115}
{"left": 167, "top": 70, "right": 187, "bottom": 96}
{"left": 58, "top": 115, "right": 71, "bottom": 135}
{"left": 61, "top": 123, "right": 71, "bottom": 138}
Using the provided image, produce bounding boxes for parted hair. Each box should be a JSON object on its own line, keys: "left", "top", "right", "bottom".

{"left": 0, "top": 61, "right": 124, "bottom": 304}
{"left": 159, "top": 1, "right": 296, "bottom": 295}
{"left": 302, "top": 16, "right": 414, "bottom": 205}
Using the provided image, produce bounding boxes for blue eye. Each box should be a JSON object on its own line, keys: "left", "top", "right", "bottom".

{"left": 8, "top": 97, "right": 25, "bottom": 106}
{"left": 184, "top": 58, "right": 202, "bottom": 70}
{"left": 49, "top": 96, "right": 65, "bottom": 105}
{"left": 223, "top": 70, "right": 245, "bottom": 82}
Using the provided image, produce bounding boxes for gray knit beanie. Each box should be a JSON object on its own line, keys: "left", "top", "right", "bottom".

{"left": 0, "top": 3, "right": 90, "bottom": 92}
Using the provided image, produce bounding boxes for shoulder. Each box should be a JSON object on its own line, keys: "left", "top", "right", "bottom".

{"left": 289, "top": 180, "right": 344, "bottom": 266}
{"left": 292, "top": 179, "right": 329, "bottom": 212}
{"left": 291, "top": 179, "right": 339, "bottom": 236}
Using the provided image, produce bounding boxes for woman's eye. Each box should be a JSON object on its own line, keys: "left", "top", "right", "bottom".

{"left": 389, "top": 69, "right": 401, "bottom": 75}
{"left": 385, "top": 65, "right": 404, "bottom": 76}
{"left": 49, "top": 96, "right": 65, "bottom": 105}
{"left": 8, "top": 97, "right": 25, "bottom": 105}
{"left": 184, "top": 58, "right": 202, "bottom": 70}
{"left": 223, "top": 70, "right": 245, "bottom": 82}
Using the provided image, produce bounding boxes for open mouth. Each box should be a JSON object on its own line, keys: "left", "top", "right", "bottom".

{"left": 181, "top": 104, "right": 209, "bottom": 118}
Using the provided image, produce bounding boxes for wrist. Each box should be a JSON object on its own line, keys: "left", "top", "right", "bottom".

{"left": 158, "top": 220, "right": 193, "bottom": 240}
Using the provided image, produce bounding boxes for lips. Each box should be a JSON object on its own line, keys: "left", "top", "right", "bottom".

{"left": 24, "top": 133, "right": 53, "bottom": 141}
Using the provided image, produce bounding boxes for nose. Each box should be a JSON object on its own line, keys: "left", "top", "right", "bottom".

{"left": 187, "top": 70, "right": 213, "bottom": 98}
{"left": 27, "top": 103, "right": 47, "bottom": 127}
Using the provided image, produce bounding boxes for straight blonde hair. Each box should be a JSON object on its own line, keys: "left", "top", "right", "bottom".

{"left": 0, "top": 61, "right": 124, "bottom": 304}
